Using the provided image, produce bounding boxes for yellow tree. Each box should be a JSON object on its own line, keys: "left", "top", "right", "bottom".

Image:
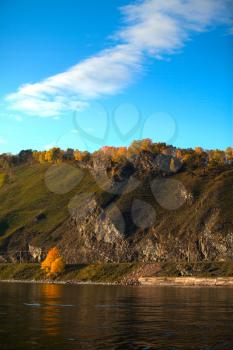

{"left": 41, "top": 247, "right": 65, "bottom": 277}
{"left": 225, "top": 147, "right": 233, "bottom": 163}
{"left": 128, "top": 139, "right": 153, "bottom": 156}
{"left": 209, "top": 150, "right": 225, "bottom": 166}
{"left": 44, "top": 147, "right": 62, "bottom": 163}
{"left": 32, "top": 151, "right": 46, "bottom": 163}
{"left": 74, "top": 150, "right": 90, "bottom": 161}
{"left": 112, "top": 147, "right": 127, "bottom": 162}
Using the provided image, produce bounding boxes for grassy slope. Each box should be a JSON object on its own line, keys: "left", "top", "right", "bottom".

{"left": 0, "top": 162, "right": 102, "bottom": 250}
{"left": 156, "top": 261, "right": 233, "bottom": 277}
{"left": 0, "top": 172, "right": 7, "bottom": 188}
{"left": 0, "top": 263, "right": 139, "bottom": 283}
{"left": 0, "top": 163, "right": 69, "bottom": 248}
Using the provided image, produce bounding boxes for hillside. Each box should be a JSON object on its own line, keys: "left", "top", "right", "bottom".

{"left": 0, "top": 142, "right": 233, "bottom": 263}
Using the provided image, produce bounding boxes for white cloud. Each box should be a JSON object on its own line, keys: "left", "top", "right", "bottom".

{"left": 5, "top": 0, "right": 233, "bottom": 118}
{"left": 44, "top": 142, "right": 56, "bottom": 150}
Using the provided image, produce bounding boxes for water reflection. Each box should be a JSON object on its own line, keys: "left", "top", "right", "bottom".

{"left": 0, "top": 283, "right": 233, "bottom": 349}
{"left": 41, "top": 284, "right": 63, "bottom": 336}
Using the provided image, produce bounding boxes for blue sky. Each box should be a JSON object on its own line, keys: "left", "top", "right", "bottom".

{"left": 0, "top": 0, "right": 232, "bottom": 154}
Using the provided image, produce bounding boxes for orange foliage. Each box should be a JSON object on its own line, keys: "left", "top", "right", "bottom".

{"left": 41, "top": 247, "right": 65, "bottom": 277}
{"left": 195, "top": 147, "right": 203, "bottom": 154}
{"left": 226, "top": 147, "right": 233, "bottom": 162}
{"left": 175, "top": 149, "right": 183, "bottom": 159}
{"left": 100, "top": 146, "right": 127, "bottom": 162}
{"left": 101, "top": 146, "right": 115, "bottom": 153}
{"left": 112, "top": 147, "right": 127, "bottom": 162}
{"left": 50, "top": 257, "right": 65, "bottom": 275}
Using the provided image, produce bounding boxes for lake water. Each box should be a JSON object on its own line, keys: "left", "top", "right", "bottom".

{"left": 0, "top": 283, "right": 233, "bottom": 350}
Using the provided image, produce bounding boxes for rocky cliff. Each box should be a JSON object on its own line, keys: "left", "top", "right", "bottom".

{"left": 0, "top": 152, "right": 232, "bottom": 263}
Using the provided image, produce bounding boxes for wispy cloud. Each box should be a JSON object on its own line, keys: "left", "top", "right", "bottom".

{"left": 5, "top": 0, "right": 233, "bottom": 118}
{"left": 44, "top": 142, "right": 56, "bottom": 150}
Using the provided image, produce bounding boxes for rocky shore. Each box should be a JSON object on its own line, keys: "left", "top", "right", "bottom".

{"left": 139, "top": 276, "right": 233, "bottom": 286}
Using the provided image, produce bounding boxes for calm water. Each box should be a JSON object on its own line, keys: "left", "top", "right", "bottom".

{"left": 0, "top": 283, "right": 233, "bottom": 350}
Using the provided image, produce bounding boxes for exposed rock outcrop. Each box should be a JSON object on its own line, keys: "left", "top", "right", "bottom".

{"left": 28, "top": 244, "right": 43, "bottom": 262}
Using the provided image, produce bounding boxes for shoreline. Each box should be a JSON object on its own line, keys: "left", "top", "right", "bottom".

{"left": 139, "top": 276, "right": 233, "bottom": 287}
{"left": 1, "top": 276, "right": 233, "bottom": 287}
{"left": 0, "top": 279, "right": 118, "bottom": 286}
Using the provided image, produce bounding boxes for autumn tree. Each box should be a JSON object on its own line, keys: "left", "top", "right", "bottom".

{"left": 62, "top": 148, "right": 74, "bottom": 161}
{"left": 194, "top": 147, "right": 208, "bottom": 167}
{"left": 128, "top": 139, "right": 153, "bottom": 156}
{"left": 111, "top": 147, "right": 127, "bottom": 162}
{"left": 33, "top": 151, "right": 46, "bottom": 163}
{"left": 74, "top": 150, "right": 90, "bottom": 162}
{"left": 152, "top": 142, "right": 169, "bottom": 154}
{"left": 208, "top": 150, "right": 225, "bottom": 166}
{"left": 45, "top": 148, "right": 63, "bottom": 163}
{"left": 179, "top": 149, "right": 199, "bottom": 169}
{"left": 41, "top": 247, "right": 65, "bottom": 277}
{"left": 194, "top": 147, "right": 203, "bottom": 154}
{"left": 225, "top": 147, "right": 233, "bottom": 163}
{"left": 18, "top": 150, "right": 33, "bottom": 163}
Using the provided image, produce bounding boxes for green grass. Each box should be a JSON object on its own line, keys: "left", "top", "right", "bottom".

{"left": 0, "top": 263, "right": 42, "bottom": 280}
{"left": 155, "top": 261, "right": 233, "bottom": 277}
{"left": 0, "top": 162, "right": 101, "bottom": 249}
{"left": 0, "top": 172, "right": 7, "bottom": 189}
{"left": 0, "top": 263, "right": 139, "bottom": 283}
{"left": 58, "top": 262, "right": 139, "bottom": 282}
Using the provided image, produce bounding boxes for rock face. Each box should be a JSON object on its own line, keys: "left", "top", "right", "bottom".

{"left": 58, "top": 199, "right": 129, "bottom": 263}
{"left": 0, "top": 256, "right": 7, "bottom": 263}
{"left": 130, "top": 153, "right": 182, "bottom": 176}
{"left": 90, "top": 152, "right": 183, "bottom": 177}
{"left": 28, "top": 244, "right": 43, "bottom": 262}
{"left": 54, "top": 203, "right": 233, "bottom": 264}
{"left": 51, "top": 168, "right": 233, "bottom": 264}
